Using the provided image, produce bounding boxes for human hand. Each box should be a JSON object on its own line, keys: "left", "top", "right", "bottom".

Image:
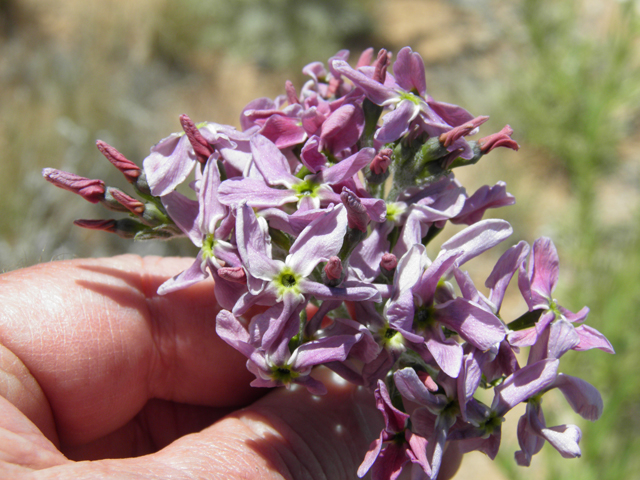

{"left": 0, "top": 256, "right": 461, "bottom": 479}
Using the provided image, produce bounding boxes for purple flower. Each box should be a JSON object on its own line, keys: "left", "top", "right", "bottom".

{"left": 494, "top": 337, "right": 604, "bottom": 466}
{"left": 157, "top": 160, "right": 242, "bottom": 310}
{"left": 357, "top": 380, "right": 431, "bottom": 480}
{"left": 143, "top": 122, "right": 242, "bottom": 197}
{"left": 393, "top": 368, "right": 464, "bottom": 479}
{"left": 232, "top": 202, "right": 380, "bottom": 346}
{"left": 218, "top": 134, "right": 374, "bottom": 210}
{"left": 384, "top": 220, "right": 511, "bottom": 378}
{"left": 332, "top": 47, "right": 475, "bottom": 149}
{"left": 509, "top": 237, "right": 614, "bottom": 354}
{"left": 216, "top": 307, "right": 358, "bottom": 395}
{"left": 512, "top": 363, "right": 604, "bottom": 466}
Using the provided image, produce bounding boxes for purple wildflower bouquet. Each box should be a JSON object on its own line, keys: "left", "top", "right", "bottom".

{"left": 43, "top": 47, "right": 614, "bottom": 479}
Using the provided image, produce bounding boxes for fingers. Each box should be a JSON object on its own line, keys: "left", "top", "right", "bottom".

{"left": 0, "top": 256, "right": 261, "bottom": 448}
{"left": 22, "top": 369, "right": 385, "bottom": 480}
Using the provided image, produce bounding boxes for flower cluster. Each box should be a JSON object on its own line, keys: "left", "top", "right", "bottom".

{"left": 44, "top": 46, "right": 614, "bottom": 479}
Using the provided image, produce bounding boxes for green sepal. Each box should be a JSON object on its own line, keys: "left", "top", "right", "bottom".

{"left": 358, "top": 98, "right": 384, "bottom": 149}
{"left": 507, "top": 309, "right": 545, "bottom": 331}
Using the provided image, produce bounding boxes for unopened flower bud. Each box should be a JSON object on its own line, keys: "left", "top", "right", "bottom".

{"left": 478, "top": 125, "right": 519, "bottom": 154}
{"left": 341, "top": 187, "right": 369, "bottom": 232}
{"left": 73, "top": 218, "right": 116, "bottom": 232}
{"left": 43, "top": 168, "right": 105, "bottom": 204}
{"left": 372, "top": 48, "right": 391, "bottom": 84}
{"left": 218, "top": 267, "right": 247, "bottom": 284}
{"left": 324, "top": 256, "right": 343, "bottom": 280}
{"left": 107, "top": 188, "right": 145, "bottom": 215}
{"left": 285, "top": 80, "right": 300, "bottom": 105}
{"left": 370, "top": 148, "right": 392, "bottom": 175}
{"left": 380, "top": 253, "right": 398, "bottom": 273}
{"left": 96, "top": 140, "right": 140, "bottom": 183}
{"left": 439, "top": 116, "right": 490, "bottom": 148}
{"left": 73, "top": 218, "right": 144, "bottom": 239}
{"left": 179, "top": 114, "right": 214, "bottom": 163}
{"left": 417, "top": 371, "right": 439, "bottom": 392}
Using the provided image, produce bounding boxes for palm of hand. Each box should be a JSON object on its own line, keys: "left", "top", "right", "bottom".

{"left": 0, "top": 256, "right": 460, "bottom": 479}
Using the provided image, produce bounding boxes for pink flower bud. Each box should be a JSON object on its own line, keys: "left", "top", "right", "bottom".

{"left": 380, "top": 253, "right": 398, "bottom": 272}
{"left": 42, "top": 168, "right": 105, "bottom": 203}
{"left": 372, "top": 48, "right": 391, "bottom": 84}
{"left": 324, "top": 256, "right": 343, "bottom": 281}
{"left": 96, "top": 140, "right": 140, "bottom": 183}
{"left": 73, "top": 219, "right": 117, "bottom": 232}
{"left": 217, "top": 267, "right": 247, "bottom": 284}
{"left": 73, "top": 218, "right": 142, "bottom": 239}
{"left": 478, "top": 125, "right": 520, "bottom": 154}
{"left": 439, "top": 116, "right": 490, "bottom": 148}
{"left": 327, "top": 76, "right": 342, "bottom": 98}
{"left": 108, "top": 188, "right": 145, "bottom": 215}
{"left": 418, "top": 371, "right": 439, "bottom": 392}
{"left": 341, "top": 187, "right": 369, "bottom": 232}
{"left": 370, "top": 148, "right": 392, "bottom": 175}
{"left": 285, "top": 80, "right": 300, "bottom": 105}
{"left": 179, "top": 114, "right": 214, "bottom": 163}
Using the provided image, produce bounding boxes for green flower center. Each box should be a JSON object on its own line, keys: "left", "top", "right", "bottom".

{"left": 202, "top": 234, "right": 216, "bottom": 259}
{"left": 413, "top": 304, "right": 436, "bottom": 332}
{"left": 380, "top": 325, "right": 405, "bottom": 351}
{"left": 270, "top": 365, "right": 299, "bottom": 383}
{"left": 391, "top": 431, "right": 407, "bottom": 445}
{"left": 274, "top": 266, "right": 302, "bottom": 297}
{"left": 386, "top": 202, "right": 406, "bottom": 222}
{"left": 398, "top": 91, "right": 422, "bottom": 105}
{"left": 549, "top": 300, "right": 561, "bottom": 318}
{"left": 482, "top": 412, "right": 505, "bottom": 435}
{"left": 292, "top": 178, "right": 320, "bottom": 198}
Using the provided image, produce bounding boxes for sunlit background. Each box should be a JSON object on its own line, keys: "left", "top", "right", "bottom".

{"left": 1, "top": 0, "right": 639, "bottom": 478}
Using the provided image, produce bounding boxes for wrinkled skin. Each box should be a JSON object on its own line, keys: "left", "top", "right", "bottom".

{"left": 0, "top": 256, "right": 461, "bottom": 479}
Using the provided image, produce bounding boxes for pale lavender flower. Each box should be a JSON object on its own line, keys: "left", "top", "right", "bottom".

{"left": 332, "top": 47, "right": 475, "bottom": 149}
{"left": 383, "top": 220, "right": 511, "bottom": 378}
{"left": 218, "top": 134, "right": 375, "bottom": 210}
{"left": 157, "top": 160, "right": 242, "bottom": 309}
{"left": 216, "top": 307, "right": 358, "bottom": 395}
{"left": 509, "top": 237, "right": 614, "bottom": 354}
{"left": 232, "top": 202, "right": 380, "bottom": 347}
{"left": 393, "top": 367, "right": 464, "bottom": 479}
{"left": 143, "top": 122, "right": 242, "bottom": 197}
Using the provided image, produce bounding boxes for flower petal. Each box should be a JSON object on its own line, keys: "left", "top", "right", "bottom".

{"left": 287, "top": 205, "right": 348, "bottom": 277}
{"left": 492, "top": 358, "right": 559, "bottom": 416}
{"left": 551, "top": 374, "right": 604, "bottom": 421}
{"left": 375, "top": 100, "right": 418, "bottom": 144}
{"left": 573, "top": 324, "right": 615, "bottom": 353}
{"left": 250, "top": 134, "right": 298, "bottom": 187}
{"left": 394, "top": 367, "right": 447, "bottom": 411}
{"left": 218, "top": 177, "right": 297, "bottom": 208}
{"left": 143, "top": 133, "right": 195, "bottom": 196}
{"left": 161, "top": 191, "right": 202, "bottom": 246}
{"left": 157, "top": 254, "right": 208, "bottom": 295}
{"left": 436, "top": 298, "right": 506, "bottom": 351}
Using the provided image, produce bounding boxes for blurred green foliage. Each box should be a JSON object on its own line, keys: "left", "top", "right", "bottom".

{"left": 154, "top": 0, "right": 375, "bottom": 70}
{"left": 507, "top": 0, "right": 640, "bottom": 233}
{"left": 495, "top": 1, "right": 640, "bottom": 479}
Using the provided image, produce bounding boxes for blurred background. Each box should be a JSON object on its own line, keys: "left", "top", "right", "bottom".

{"left": 1, "top": 0, "right": 639, "bottom": 478}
